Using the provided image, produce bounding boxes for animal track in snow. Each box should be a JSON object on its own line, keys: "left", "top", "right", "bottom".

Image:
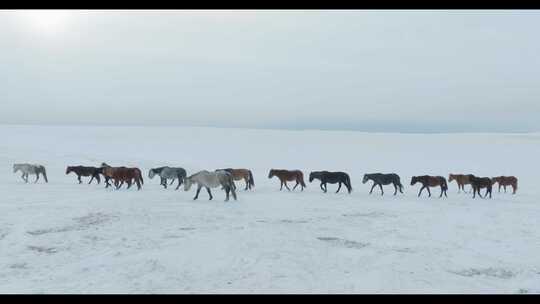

{"left": 317, "top": 237, "right": 369, "bottom": 249}
{"left": 450, "top": 267, "right": 516, "bottom": 279}
{"left": 27, "top": 213, "right": 117, "bottom": 236}
{"left": 27, "top": 245, "right": 58, "bottom": 254}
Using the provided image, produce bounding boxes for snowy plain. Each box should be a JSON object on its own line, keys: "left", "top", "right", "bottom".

{"left": 0, "top": 125, "right": 539, "bottom": 294}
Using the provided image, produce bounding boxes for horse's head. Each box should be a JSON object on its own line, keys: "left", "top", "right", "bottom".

{"left": 148, "top": 169, "right": 156, "bottom": 179}
{"left": 410, "top": 176, "right": 418, "bottom": 186}
{"left": 491, "top": 177, "right": 500, "bottom": 185}
{"left": 183, "top": 176, "right": 193, "bottom": 191}
{"left": 308, "top": 172, "right": 315, "bottom": 183}
{"left": 101, "top": 162, "right": 110, "bottom": 168}
{"left": 268, "top": 169, "right": 275, "bottom": 179}
{"left": 448, "top": 174, "right": 454, "bottom": 182}
{"left": 66, "top": 166, "right": 72, "bottom": 175}
{"left": 363, "top": 174, "right": 372, "bottom": 184}
{"left": 13, "top": 164, "right": 19, "bottom": 173}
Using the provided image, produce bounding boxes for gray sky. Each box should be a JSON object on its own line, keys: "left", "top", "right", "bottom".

{"left": 1, "top": 10, "right": 539, "bottom": 132}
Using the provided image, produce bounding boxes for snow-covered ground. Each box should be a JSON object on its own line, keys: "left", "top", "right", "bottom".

{"left": 0, "top": 125, "right": 539, "bottom": 294}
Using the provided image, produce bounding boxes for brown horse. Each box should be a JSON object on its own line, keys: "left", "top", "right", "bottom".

{"left": 467, "top": 174, "right": 492, "bottom": 199}
{"left": 410, "top": 175, "right": 448, "bottom": 198}
{"left": 101, "top": 166, "right": 144, "bottom": 190}
{"left": 268, "top": 169, "right": 306, "bottom": 191}
{"left": 491, "top": 176, "right": 518, "bottom": 194}
{"left": 216, "top": 168, "right": 254, "bottom": 190}
{"left": 448, "top": 174, "right": 472, "bottom": 193}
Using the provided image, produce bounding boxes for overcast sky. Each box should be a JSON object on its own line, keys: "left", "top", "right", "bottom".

{"left": 1, "top": 10, "right": 539, "bottom": 132}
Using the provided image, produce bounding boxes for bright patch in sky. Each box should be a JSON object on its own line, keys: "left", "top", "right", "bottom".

{"left": 17, "top": 10, "right": 71, "bottom": 35}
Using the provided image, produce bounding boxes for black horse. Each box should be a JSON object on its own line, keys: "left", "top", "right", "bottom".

{"left": 362, "top": 173, "right": 403, "bottom": 196}
{"left": 410, "top": 175, "right": 448, "bottom": 198}
{"left": 309, "top": 171, "right": 352, "bottom": 194}
{"left": 467, "top": 174, "right": 493, "bottom": 199}
{"left": 66, "top": 166, "right": 102, "bottom": 184}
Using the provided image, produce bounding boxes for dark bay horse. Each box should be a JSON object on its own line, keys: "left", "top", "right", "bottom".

{"left": 467, "top": 175, "right": 493, "bottom": 199}
{"left": 216, "top": 168, "right": 254, "bottom": 190}
{"left": 66, "top": 166, "right": 102, "bottom": 184}
{"left": 448, "top": 174, "right": 472, "bottom": 193}
{"left": 309, "top": 171, "right": 352, "bottom": 194}
{"left": 101, "top": 164, "right": 144, "bottom": 190}
{"left": 410, "top": 175, "right": 448, "bottom": 198}
{"left": 268, "top": 169, "right": 306, "bottom": 191}
{"left": 362, "top": 173, "right": 403, "bottom": 196}
{"left": 491, "top": 176, "right": 518, "bottom": 194}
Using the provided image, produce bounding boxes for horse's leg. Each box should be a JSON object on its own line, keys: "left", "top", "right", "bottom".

{"left": 88, "top": 175, "right": 94, "bottom": 184}
{"left": 77, "top": 175, "right": 82, "bottom": 184}
{"left": 439, "top": 186, "right": 443, "bottom": 198}
{"left": 504, "top": 185, "right": 507, "bottom": 193}
{"left": 206, "top": 187, "right": 213, "bottom": 200}
{"left": 292, "top": 181, "right": 299, "bottom": 191}
{"left": 369, "top": 183, "right": 376, "bottom": 194}
{"left": 284, "top": 181, "right": 291, "bottom": 191}
{"left": 35, "top": 173, "right": 39, "bottom": 183}
{"left": 427, "top": 186, "right": 431, "bottom": 197}
{"left": 24, "top": 173, "right": 28, "bottom": 183}
{"left": 244, "top": 177, "right": 249, "bottom": 191}
{"left": 224, "top": 186, "right": 230, "bottom": 202}
{"left": 320, "top": 182, "right": 325, "bottom": 193}
{"left": 498, "top": 184, "right": 501, "bottom": 193}
{"left": 418, "top": 186, "right": 423, "bottom": 197}
{"left": 175, "top": 178, "right": 182, "bottom": 190}
{"left": 378, "top": 184, "right": 384, "bottom": 196}
{"left": 169, "top": 178, "right": 175, "bottom": 186}
{"left": 393, "top": 183, "right": 398, "bottom": 196}
{"left": 194, "top": 185, "right": 202, "bottom": 200}
{"left": 336, "top": 182, "right": 342, "bottom": 193}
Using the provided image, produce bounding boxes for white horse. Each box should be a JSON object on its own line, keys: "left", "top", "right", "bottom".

{"left": 13, "top": 163, "right": 48, "bottom": 183}
{"left": 183, "top": 170, "right": 237, "bottom": 201}
{"left": 148, "top": 166, "right": 187, "bottom": 190}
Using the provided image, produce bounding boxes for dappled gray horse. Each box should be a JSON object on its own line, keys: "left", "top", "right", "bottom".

{"left": 13, "top": 163, "right": 48, "bottom": 183}
{"left": 148, "top": 166, "right": 187, "bottom": 190}
{"left": 184, "top": 170, "right": 237, "bottom": 201}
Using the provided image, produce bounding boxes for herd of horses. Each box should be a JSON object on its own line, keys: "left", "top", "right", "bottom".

{"left": 13, "top": 163, "right": 518, "bottom": 201}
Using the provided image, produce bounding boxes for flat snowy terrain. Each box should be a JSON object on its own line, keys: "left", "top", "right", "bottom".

{"left": 0, "top": 125, "right": 539, "bottom": 294}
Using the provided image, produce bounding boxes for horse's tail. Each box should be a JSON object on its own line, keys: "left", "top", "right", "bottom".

{"left": 396, "top": 176, "right": 404, "bottom": 192}
{"left": 41, "top": 166, "right": 48, "bottom": 183}
{"left": 136, "top": 168, "right": 144, "bottom": 185}
{"left": 299, "top": 171, "right": 307, "bottom": 188}
{"left": 345, "top": 174, "right": 352, "bottom": 193}
{"left": 441, "top": 177, "right": 448, "bottom": 190}
{"left": 248, "top": 170, "right": 255, "bottom": 188}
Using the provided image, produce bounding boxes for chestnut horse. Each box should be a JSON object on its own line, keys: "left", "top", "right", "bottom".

{"left": 410, "top": 175, "right": 448, "bottom": 198}
{"left": 491, "top": 176, "right": 518, "bottom": 194}
{"left": 448, "top": 174, "right": 472, "bottom": 193}
{"left": 467, "top": 174, "right": 492, "bottom": 199}
{"left": 101, "top": 165, "right": 144, "bottom": 190}
{"left": 268, "top": 169, "right": 306, "bottom": 191}
{"left": 215, "top": 168, "right": 254, "bottom": 190}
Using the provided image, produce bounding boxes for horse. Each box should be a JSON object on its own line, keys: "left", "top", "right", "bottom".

{"left": 362, "top": 173, "right": 403, "bottom": 196}
{"left": 215, "top": 168, "right": 254, "bottom": 190}
{"left": 491, "top": 176, "right": 518, "bottom": 194}
{"left": 309, "top": 171, "right": 352, "bottom": 194}
{"left": 410, "top": 175, "right": 448, "bottom": 198}
{"left": 467, "top": 174, "right": 493, "bottom": 199}
{"left": 101, "top": 164, "right": 144, "bottom": 190}
{"left": 183, "top": 170, "right": 237, "bottom": 202}
{"left": 448, "top": 174, "right": 472, "bottom": 193}
{"left": 149, "top": 166, "right": 187, "bottom": 190}
{"left": 13, "top": 163, "right": 48, "bottom": 183}
{"left": 268, "top": 169, "right": 306, "bottom": 191}
{"left": 66, "top": 166, "right": 102, "bottom": 184}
